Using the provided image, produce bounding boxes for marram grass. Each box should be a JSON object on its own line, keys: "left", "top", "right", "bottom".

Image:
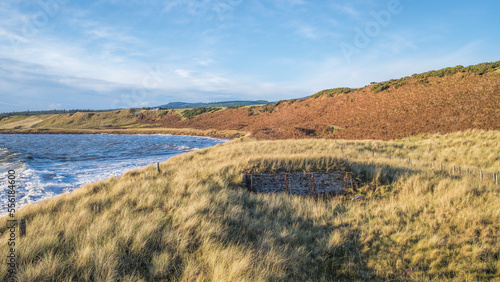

{"left": 0, "top": 130, "right": 499, "bottom": 281}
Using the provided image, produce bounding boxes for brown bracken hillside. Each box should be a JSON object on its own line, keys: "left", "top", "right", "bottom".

{"left": 140, "top": 71, "right": 500, "bottom": 140}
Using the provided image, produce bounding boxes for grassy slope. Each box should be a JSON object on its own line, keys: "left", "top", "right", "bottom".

{"left": 0, "top": 130, "right": 499, "bottom": 281}
{"left": 179, "top": 71, "right": 500, "bottom": 139}
{"left": 0, "top": 108, "right": 246, "bottom": 139}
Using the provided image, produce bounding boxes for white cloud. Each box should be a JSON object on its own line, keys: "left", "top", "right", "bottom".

{"left": 174, "top": 69, "right": 193, "bottom": 78}
{"left": 296, "top": 26, "right": 317, "bottom": 39}
{"left": 193, "top": 57, "right": 215, "bottom": 66}
{"left": 331, "top": 3, "right": 360, "bottom": 17}
{"left": 273, "top": 0, "right": 306, "bottom": 10}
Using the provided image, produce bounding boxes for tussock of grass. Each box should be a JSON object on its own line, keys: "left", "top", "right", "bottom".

{"left": 0, "top": 130, "right": 499, "bottom": 280}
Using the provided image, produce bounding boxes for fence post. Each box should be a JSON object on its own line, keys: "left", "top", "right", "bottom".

{"left": 440, "top": 163, "right": 443, "bottom": 171}
{"left": 345, "top": 172, "right": 348, "bottom": 192}
{"left": 156, "top": 162, "right": 160, "bottom": 173}
{"left": 496, "top": 172, "right": 499, "bottom": 186}
{"left": 466, "top": 168, "right": 469, "bottom": 176}
{"left": 480, "top": 170, "right": 483, "bottom": 181}
{"left": 19, "top": 219, "right": 26, "bottom": 238}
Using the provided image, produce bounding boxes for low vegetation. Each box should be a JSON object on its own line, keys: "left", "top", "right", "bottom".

{"left": 311, "top": 87, "right": 359, "bottom": 98}
{"left": 181, "top": 107, "right": 222, "bottom": 119}
{"left": 0, "top": 109, "right": 117, "bottom": 119}
{"left": 371, "top": 61, "right": 500, "bottom": 94}
{"left": 1, "top": 130, "right": 499, "bottom": 281}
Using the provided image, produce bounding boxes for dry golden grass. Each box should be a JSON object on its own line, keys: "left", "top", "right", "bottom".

{"left": 0, "top": 109, "right": 247, "bottom": 138}
{"left": 0, "top": 116, "right": 43, "bottom": 129}
{"left": 32, "top": 109, "right": 140, "bottom": 129}
{"left": 0, "top": 130, "right": 499, "bottom": 281}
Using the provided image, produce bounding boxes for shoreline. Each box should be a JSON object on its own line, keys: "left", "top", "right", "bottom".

{"left": 0, "top": 127, "right": 248, "bottom": 139}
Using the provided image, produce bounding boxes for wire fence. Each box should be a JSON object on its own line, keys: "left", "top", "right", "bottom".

{"left": 358, "top": 150, "right": 499, "bottom": 186}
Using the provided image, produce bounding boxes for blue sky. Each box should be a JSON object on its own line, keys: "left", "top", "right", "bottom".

{"left": 0, "top": 0, "right": 499, "bottom": 112}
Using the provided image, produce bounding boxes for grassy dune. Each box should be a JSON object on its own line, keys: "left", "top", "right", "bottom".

{"left": 1, "top": 130, "right": 499, "bottom": 281}
{"left": 0, "top": 108, "right": 247, "bottom": 139}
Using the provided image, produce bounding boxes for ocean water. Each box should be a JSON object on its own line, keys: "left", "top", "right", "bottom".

{"left": 0, "top": 134, "right": 225, "bottom": 214}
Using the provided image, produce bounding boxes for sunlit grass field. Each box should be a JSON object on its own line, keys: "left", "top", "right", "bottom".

{"left": 0, "top": 130, "right": 499, "bottom": 281}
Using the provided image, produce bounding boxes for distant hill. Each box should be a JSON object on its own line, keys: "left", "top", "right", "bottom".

{"left": 159, "top": 100, "right": 269, "bottom": 109}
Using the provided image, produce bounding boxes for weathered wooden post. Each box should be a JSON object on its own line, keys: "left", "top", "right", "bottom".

{"left": 452, "top": 166, "right": 455, "bottom": 175}
{"left": 345, "top": 172, "right": 348, "bottom": 192}
{"left": 480, "top": 170, "right": 483, "bottom": 181}
{"left": 19, "top": 219, "right": 26, "bottom": 238}
{"left": 156, "top": 162, "right": 161, "bottom": 173}
{"left": 496, "top": 172, "right": 499, "bottom": 186}
{"left": 466, "top": 168, "right": 469, "bottom": 176}
{"left": 250, "top": 174, "right": 253, "bottom": 192}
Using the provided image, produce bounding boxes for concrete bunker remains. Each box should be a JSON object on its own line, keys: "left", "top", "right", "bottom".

{"left": 243, "top": 171, "right": 355, "bottom": 196}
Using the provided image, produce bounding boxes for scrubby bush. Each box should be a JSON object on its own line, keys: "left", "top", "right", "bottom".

{"left": 261, "top": 102, "right": 283, "bottom": 114}
{"left": 311, "top": 87, "right": 358, "bottom": 98}
{"left": 369, "top": 61, "right": 500, "bottom": 94}
{"left": 182, "top": 107, "right": 222, "bottom": 119}
{"left": 372, "top": 83, "right": 390, "bottom": 94}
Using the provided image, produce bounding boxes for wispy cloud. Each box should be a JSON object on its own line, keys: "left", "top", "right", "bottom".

{"left": 330, "top": 3, "right": 360, "bottom": 17}
{"left": 272, "top": 0, "right": 306, "bottom": 10}
{"left": 193, "top": 58, "right": 215, "bottom": 66}
{"left": 296, "top": 26, "right": 318, "bottom": 39}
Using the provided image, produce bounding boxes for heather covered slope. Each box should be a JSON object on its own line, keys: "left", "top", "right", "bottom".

{"left": 169, "top": 71, "right": 500, "bottom": 139}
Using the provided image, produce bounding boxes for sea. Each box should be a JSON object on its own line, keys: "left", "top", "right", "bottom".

{"left": 0, "top": 134, "right": 226, "bottom": 214}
